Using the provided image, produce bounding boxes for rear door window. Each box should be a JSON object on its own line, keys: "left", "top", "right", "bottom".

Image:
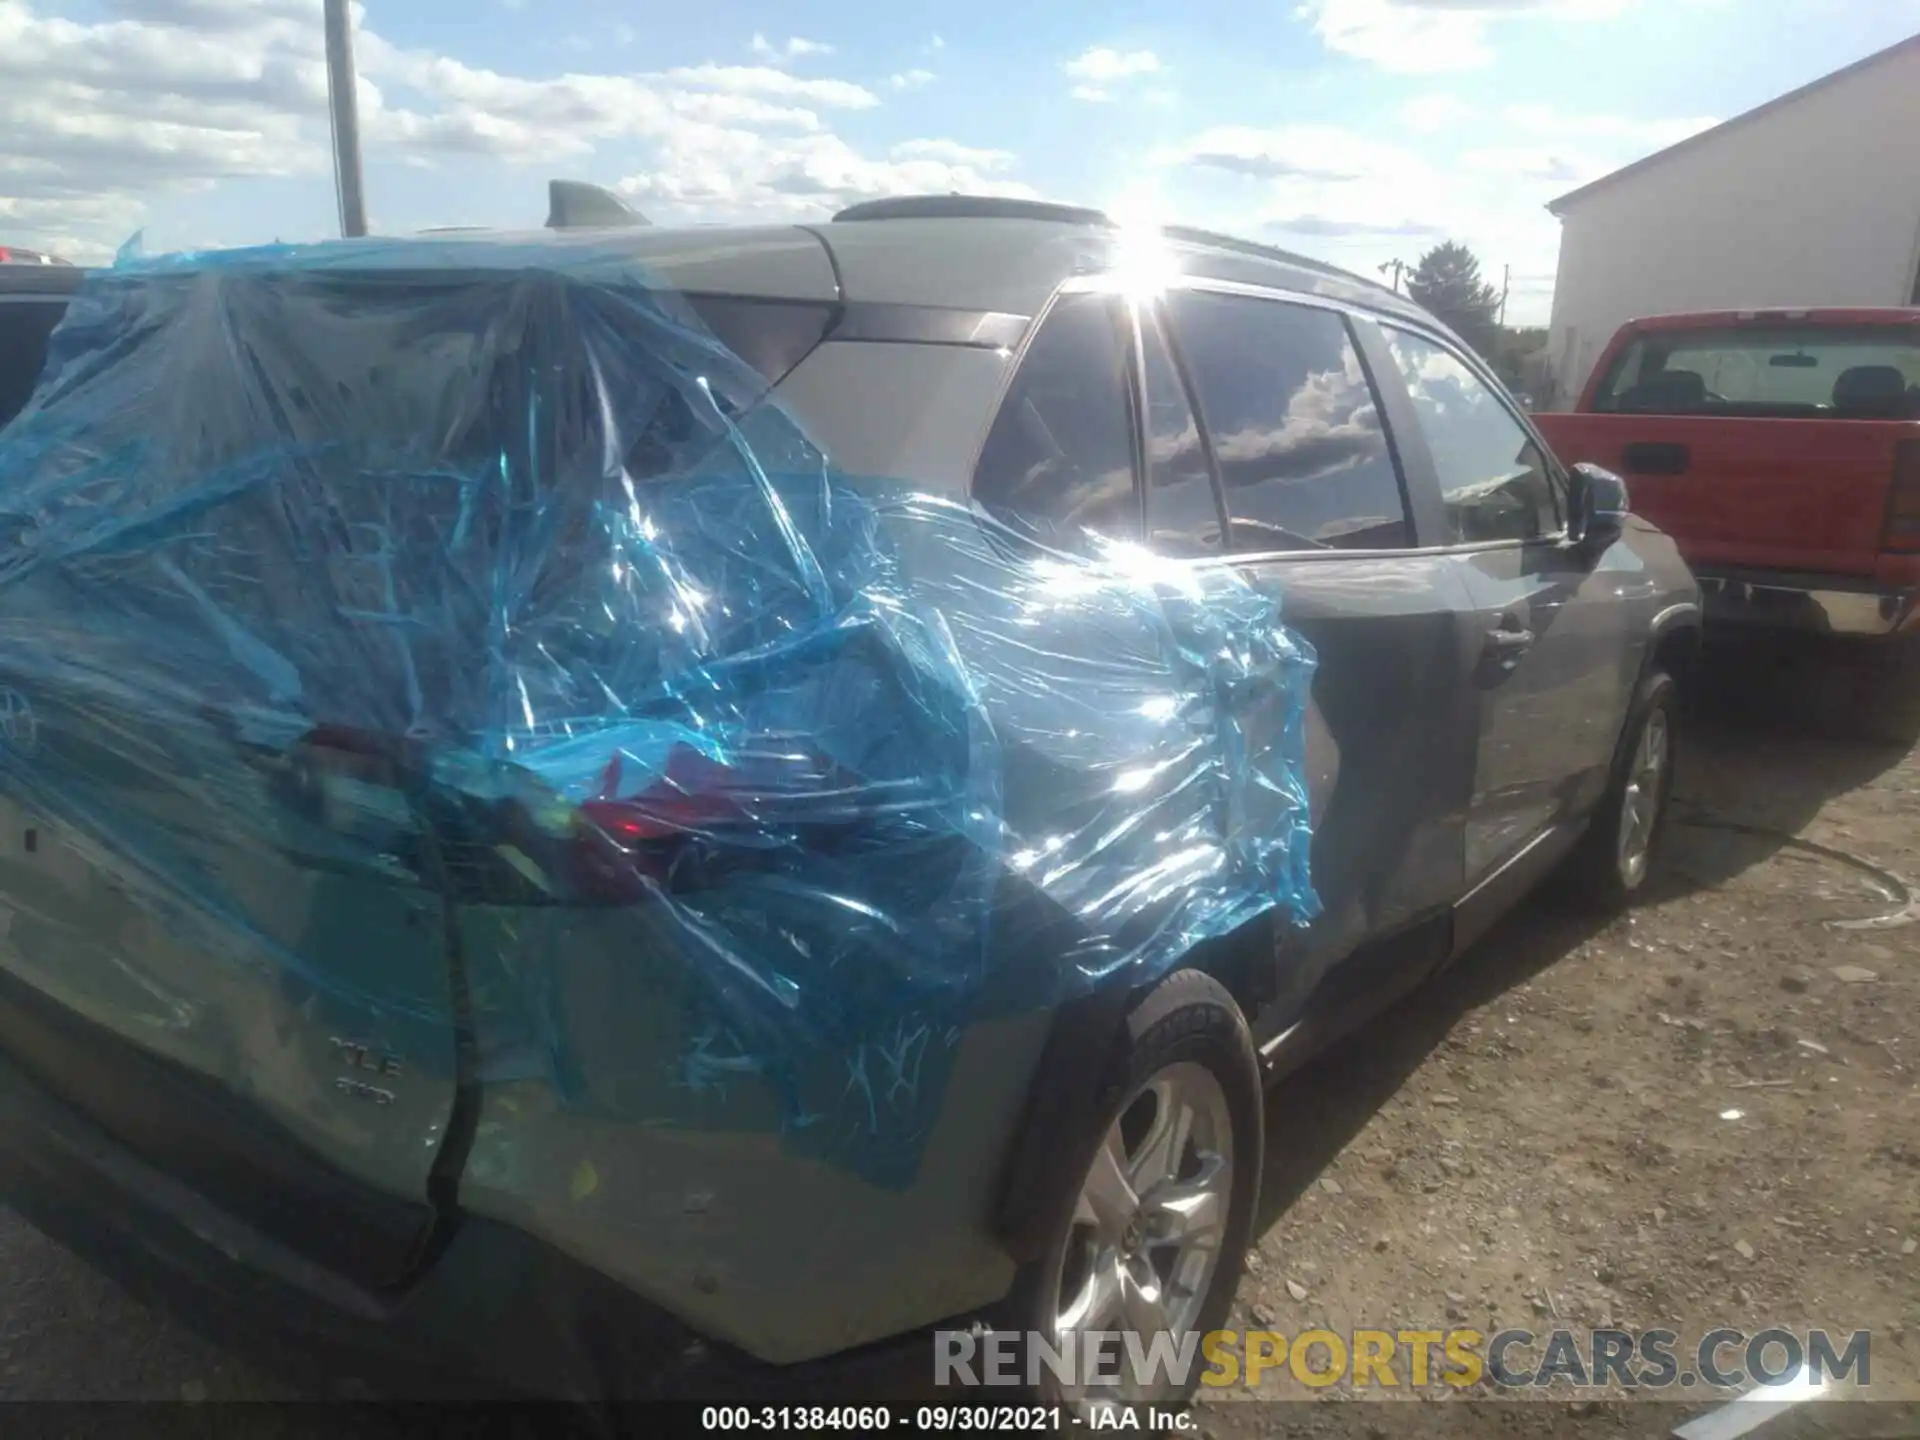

{"left": 1592, "top": 326, "right": 1920, "bottom": 419}
{"left": 972, "top": 293, "right": 1140, "bottom": 551}
{"left": 1163, "top": 290, "right": 1411, "bottom": 553}
{"left": 1381, "top": 326, "right": 1560, "bottom": 545}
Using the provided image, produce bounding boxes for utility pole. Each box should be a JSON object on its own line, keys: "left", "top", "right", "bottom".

{"left": 1379, "top": 259, "right": 1410, "bottom": 294}
{"left": 1498, "top": 264, "right": 1511, "bottom": 328}
{"left": 324, "top": 0, "right": 368, "bottom": 238}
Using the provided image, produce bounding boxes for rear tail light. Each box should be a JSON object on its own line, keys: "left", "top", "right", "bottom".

{"left": 262, "top": 724, "right": 862, "bottom": 907}
{"left": 564, "top": 740, "right": 864, "bottom": 905}
{"left": 1886, "top": 439, "right": 1920, "bottom": 553}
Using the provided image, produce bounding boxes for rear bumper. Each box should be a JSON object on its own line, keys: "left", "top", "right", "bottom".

{"left": 1695, "top": 567, "right": 1918, "bottom": 639}
{"left": 0, "top": 1044, "right": 952, "bottom": 1404}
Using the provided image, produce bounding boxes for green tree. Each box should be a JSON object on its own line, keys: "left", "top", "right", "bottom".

{"left": 1405, "top": 241, "right": 1502, "bottom": 360}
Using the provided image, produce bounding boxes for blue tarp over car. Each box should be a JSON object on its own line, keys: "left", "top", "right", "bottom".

{"left": 0, "top": 234, "right": 1319, "bottom": 1184}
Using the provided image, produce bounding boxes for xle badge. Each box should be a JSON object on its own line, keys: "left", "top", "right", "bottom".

{"left": 330, "top": 1037, "right": 403, "bottom": 1106}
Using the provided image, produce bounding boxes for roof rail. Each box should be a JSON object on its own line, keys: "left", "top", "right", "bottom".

{"left": 832, "top": 195, "right": 1115, "bottom": 227}
{"left": 824, "top": 196, "right": 1403, "bottom": 301}
{"left": 1158, "top": 225, "right": 1397, "bottom": 297}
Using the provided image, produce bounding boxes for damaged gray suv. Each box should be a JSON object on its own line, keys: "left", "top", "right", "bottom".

{"left": 0, "top": 191, "right": 1699, "bottom": 1408}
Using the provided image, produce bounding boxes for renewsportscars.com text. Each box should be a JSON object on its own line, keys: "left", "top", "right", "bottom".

{"left": 935, "top": 1326, "right": 1872, "bottom": 1392}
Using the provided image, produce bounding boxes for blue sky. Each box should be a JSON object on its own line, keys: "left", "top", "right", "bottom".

{"left": 3, "top": 0, "right": 1918, "bottom": 324}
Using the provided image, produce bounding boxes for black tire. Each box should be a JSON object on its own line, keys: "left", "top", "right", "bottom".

{"left": 1003, "top": 969, "right": 1262, "bottom": 1406}
{"left": 1845, "top": 636, "right": 1920, "bottom": 745}
{"left": 1557, "top": 668, "right": 1678, "bottom": 912}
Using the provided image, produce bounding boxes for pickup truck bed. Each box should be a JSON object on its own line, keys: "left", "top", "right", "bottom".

{"left": 1534, "top": 308, "right": 1920, "bottom": 643}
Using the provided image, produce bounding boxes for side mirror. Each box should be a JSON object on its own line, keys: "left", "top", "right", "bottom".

{"left": 1568, "top": 462, "right": 1629, "bottom": 555}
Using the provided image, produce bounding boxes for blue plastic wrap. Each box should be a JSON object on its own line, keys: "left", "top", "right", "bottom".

{"left": 0, "top": 236, "right": 1317, "bottom": 1186}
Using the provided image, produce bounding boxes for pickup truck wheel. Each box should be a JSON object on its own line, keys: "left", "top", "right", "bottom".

{"left": 1850, "top": 636, "right": 1920, "bottom": 745}
{"left": 1558, "top": 670, "right": 1677, "bottom": 912}
{"left": 1005, "top": 969, "right": 1262, "bottom": 1410}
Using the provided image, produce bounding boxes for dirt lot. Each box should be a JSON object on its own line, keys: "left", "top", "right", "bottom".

{"left": 0, "top": 642, "right": 1914, "bottom": 1438}
{"left": 1206, "top": 642, "right": 1920, "bottom": 1437}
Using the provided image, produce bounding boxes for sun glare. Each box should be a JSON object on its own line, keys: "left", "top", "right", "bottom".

{"left": 1103, "top": 189, "right": 1182, "bottom": 301}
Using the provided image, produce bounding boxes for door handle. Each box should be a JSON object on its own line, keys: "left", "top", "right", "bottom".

{"left": 1484, "top": 625, "right": 1536, "bottom": 657}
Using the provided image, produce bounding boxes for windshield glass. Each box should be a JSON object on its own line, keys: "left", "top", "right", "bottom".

{"left": 1593, "top": 325, "right": 1920, "bottom": 418}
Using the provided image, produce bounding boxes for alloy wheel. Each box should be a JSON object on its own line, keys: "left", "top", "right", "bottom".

{"left": 1044, "top": 1061, "right": 1235, "bottom": 1406}
{"left": 1617, "top": 705, "right": 1669, "bottom": 888}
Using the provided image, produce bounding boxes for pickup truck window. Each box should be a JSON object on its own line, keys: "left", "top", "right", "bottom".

{"left": 1381, "top": 326, "right": 1559, "bottom": 545}
{"left": 1594, "top": 327, "right": 1920, "bottom": 420}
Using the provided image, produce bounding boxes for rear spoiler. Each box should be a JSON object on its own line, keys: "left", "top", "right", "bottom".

{"left": 545, "top": 180, "right": 649, "bottom": 231}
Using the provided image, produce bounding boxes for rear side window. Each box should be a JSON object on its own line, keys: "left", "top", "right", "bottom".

{"left": 684, "top": 295, "right": 837, "bottom": 387}
{"left": 0, "top": 300, "right": 68, "bottom": 429}
{"left": 972, "top": 293, "right": 1139, "bottom": 551}
{"left": 1592, "top": 326, "right": 1920, "bottom": 420}
{"left": 1164, "top": 290, "right": 1410, "bottom": 553}
{"left": 1382, "top": 326, "right": 1559, "bottom": 545}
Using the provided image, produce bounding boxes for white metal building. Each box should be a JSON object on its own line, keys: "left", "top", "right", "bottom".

{"left": 1543, "top": 32, "right": 1920, "bottom": 409}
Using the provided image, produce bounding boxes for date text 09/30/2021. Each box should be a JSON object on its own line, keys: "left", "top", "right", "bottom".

{"left": 698, "top": 1407, "right": 1195, "bottom": 1432}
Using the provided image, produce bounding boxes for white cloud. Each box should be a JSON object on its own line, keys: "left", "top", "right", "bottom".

{"left": 619, "top": 128, "right": 1037, "bottom": 215}
{"left": 889, "top": 68, "right": 937, "bottom": 91}
{"left": 1502, "top": 103, "right": 1720, "bottom": 147}
{"left": 1400, "top": 93, "right": 1474, "bottom": 133}
{"left": 1296, "top": 0, "right": 1633, "bottom": 73}
{"left": 0, "top": 1, "right": 327, "bottom": 212}
{"left": 749, "top": 33, "right": 835, "bottom": 64}
{"left": 1459, "top": 145, "right": 1609, "bottom": 186}
{"left": 0, "top": 1, "right": 1019, "bottom": 257}
{"left": 1166, "top": 124, "right": 1414, "bottom": 184}
{"left": 889, "top": 139, "right": 1016, "bottom": 169}
{"left": 658, "top": 65, "right": 878, "bottom": 110}
{"left": 1154, "top": 98, "right": 1717, "bottom": 326}
{"left": 1064, "top": 45, "right": 1163, "bottom": 101}
{"left": 1156, "top": 121, "right": 1552, "bottom": 314}
{"left": 1064, "top": 45, "right": 1164, "bottom": 81}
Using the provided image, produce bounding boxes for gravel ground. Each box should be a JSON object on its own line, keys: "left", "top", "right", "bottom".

{"left": 1203, "top": 643, "right": 1920, "bottom": 1436}
{"left": 0, "top": 645, "right": 1914, "bottom": 1438}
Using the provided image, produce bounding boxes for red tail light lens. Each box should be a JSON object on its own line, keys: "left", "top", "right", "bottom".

{"left": 1887, "top": 439, "right": 1920, "bottom": 553}
{"left": 567, "top": 744, "right": 770, "bottom": 904}
{"left": 261, "top": 725, "right": 855, "bottom": 907}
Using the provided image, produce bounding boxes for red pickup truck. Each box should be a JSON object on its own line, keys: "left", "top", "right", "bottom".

{"left": 1534, "top": 309, "right": 1920, "bottom": 653}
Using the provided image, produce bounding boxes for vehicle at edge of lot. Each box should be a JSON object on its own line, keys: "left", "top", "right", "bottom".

{"left": 0, "top": 193, "right": 1701, "bottom": 1411}
{"left": 0, "top": 245, "right": 73, "bottom": 267}
{"left": 1532, "top": 309, "right": 1920, "bottom": 647}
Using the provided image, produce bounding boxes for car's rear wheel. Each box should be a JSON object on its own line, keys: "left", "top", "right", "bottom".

{"left": 1009, "top": 969, "right": 1261, "bottom": 1409}
{"left": 1559, "top": 669, "right": 1677, "bottom": 911}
